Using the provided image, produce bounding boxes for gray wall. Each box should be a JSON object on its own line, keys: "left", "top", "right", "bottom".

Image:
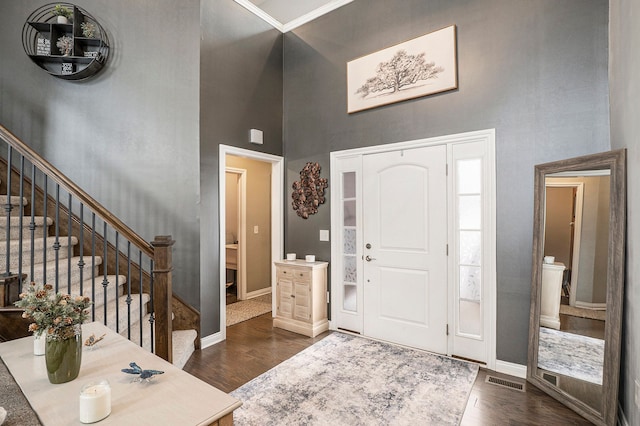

{"left": 609, "top": 0, "right": 640, "bottom": 423}
{"left": 283, "top": 0, "right": 610, "bottom": 364}
{"left": 0, "top": 0, "right": 202, "bottom": 306}
{"left": 200, "top": 0, "right": 283, "bottom": 335}
{"left": 0, "top": 0, "right": 283, "bottom": 338}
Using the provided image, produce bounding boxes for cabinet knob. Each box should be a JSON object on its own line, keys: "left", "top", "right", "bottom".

{"left": 291, "top": 294, "right": 295, "bottom": 298}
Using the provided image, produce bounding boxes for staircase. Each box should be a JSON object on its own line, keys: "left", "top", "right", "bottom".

{"left": 0, "top": 124, "right": 199, "bottom": 369}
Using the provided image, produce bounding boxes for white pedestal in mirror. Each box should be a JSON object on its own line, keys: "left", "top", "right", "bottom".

{"left": 540, "top": 262, "right": 566, "bottom": 330}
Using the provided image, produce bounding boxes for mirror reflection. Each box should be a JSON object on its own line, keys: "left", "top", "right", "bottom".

{"left": 528, "top": 149, "right": 625, "bottom": 426}
{"left": 536, "top": 171, "right": 610, "bottom": 413}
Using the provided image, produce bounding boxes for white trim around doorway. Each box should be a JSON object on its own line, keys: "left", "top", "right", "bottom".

{"left": 219, "top": 145, "right": 284, "bottom": 341}
{"left": 329, "top": 128, "right": 497, "bottom": 370}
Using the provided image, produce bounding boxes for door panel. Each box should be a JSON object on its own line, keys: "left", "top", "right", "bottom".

{"left": 363, "top": 145, "right": 448, "bottom": 354}
{"left": 378, "top": 267, "right": 429, "bottom": 325}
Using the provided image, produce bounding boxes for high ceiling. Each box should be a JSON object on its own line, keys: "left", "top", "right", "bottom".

{"left": 234, "top": 0, "right": 352, "bottom": 32}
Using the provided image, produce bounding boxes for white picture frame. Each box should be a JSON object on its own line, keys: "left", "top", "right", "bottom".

{"left": 347, "top": 25, "right": 458, "bottom": 113}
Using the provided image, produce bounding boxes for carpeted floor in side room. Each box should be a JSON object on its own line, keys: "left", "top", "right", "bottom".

{"left": 226, "top": 294, "right": 272, "bottom": 327}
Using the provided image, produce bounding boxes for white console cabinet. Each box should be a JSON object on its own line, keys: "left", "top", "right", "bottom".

{"left": 540, "top": 262, "right": 566, "bottom": 330}
{"left": 273, "top": 260, "right": 329, "bottom": 337}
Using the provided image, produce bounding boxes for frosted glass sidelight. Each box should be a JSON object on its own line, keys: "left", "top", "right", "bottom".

{"left": 460, "top": 265, "right": 481, "bottom": 301}
{"left": 343, "top": 172, "right": 356, "bottom": 199}
{"left": 457, "top": 159, "right": 482, "bottom": 194}
{"left": 343, "top": 228, "right": 356, "bottom": 254}
{"left": 343, "top": 284, "right": 357, "bottom": 312}
{"left": 459, "top": 195, "right": 481, "bottom": 230}
{"left": 343, "top": 255, "right": 357, "bottom": 283}
{"left": 459, "top": 231, "right": 481, "bottom": 265}
{"left": 458, "top": 300, "right": 482, "bottom": 336}
{"left": 344, "top": 200, "right": 356, "bottom": 226}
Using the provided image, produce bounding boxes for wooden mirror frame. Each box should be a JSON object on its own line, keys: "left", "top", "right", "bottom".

{"left": 527, "top": 149, "right": 626, "bottom": 426}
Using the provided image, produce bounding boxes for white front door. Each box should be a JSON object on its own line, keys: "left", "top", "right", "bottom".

{"left": 362, "top": 145, "right": 448, "bottom": 354}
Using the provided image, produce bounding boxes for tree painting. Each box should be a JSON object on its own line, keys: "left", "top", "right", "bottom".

{"left": 355, "top": 49, "right": 444, "bottom": 99}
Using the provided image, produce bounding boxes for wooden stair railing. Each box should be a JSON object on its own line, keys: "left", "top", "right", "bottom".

{"left": 0, "top": 123, "right": 200, "bottom": 362}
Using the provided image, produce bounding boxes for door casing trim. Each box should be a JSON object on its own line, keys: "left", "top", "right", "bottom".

{"left": 329, "top": 129, "right": 496, "bottom": 370}
{"left": 219, "top": 145, "right": 284, "bottom": 341}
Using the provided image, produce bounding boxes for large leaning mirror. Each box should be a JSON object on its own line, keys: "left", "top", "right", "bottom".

{"left": 527, "top": 149, "right": 626, "bottom": 426}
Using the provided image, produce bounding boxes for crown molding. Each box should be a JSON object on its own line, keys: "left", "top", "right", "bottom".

{"left": 234, "top": 0, "right": 352, "bottom": 33}
{"left": 234, "top": 0, "right": 284, "bottom": 32}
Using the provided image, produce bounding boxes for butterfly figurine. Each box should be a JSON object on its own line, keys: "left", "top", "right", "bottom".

{"left": 121, "top": 362, "right": 164, "bottom": 382}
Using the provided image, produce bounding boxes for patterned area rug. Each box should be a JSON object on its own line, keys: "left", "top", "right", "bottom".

{"left": 0, "top": 358, "right": 41, "bottom": 426}
{"left": 226, "top": 294, "right": 272, "bottom": 327}
{"left": 538, "top": 327, "right": 604, "bottom": 385}
{"left": 231, "top": 333, "right": 479, "bottom": 425}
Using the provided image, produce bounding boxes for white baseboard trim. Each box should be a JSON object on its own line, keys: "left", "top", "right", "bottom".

{"left": 618, "top": 403, "right": 629, "bottom": 426}
{"left": 494, "top": 360, "right": 527, "bottom": 379}
{"left": 575, "top": 301, "right": 606, "bottom": 310}
{"left": 246, "top": 288, "right": 272, "bottom": 299}
{"left": 200, "top": 331, "right": 224, "bottom": 350}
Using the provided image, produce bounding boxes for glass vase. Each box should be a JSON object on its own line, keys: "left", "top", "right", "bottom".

{"left": 45, "top": 325, "right": 82, "bottom": 384}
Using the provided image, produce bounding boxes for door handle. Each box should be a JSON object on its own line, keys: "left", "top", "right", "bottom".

{"left": 365, "top": 255, "right": 376, "bottom": 262}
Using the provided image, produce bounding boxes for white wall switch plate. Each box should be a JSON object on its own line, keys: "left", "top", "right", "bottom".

{"left": 253, "top": 225, "right": 259, "bottom": 234}
{"left": 319, "top": 229, "right": 329, "bottom": 241}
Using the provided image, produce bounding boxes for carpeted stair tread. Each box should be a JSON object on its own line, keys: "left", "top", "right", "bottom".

{"left": 0, "top": 235, "right": 78, "bottom": 269}
{"left": 0, "top": 196, "right": 29, "bottom": 216}
{"left": 125, "top": 313, "right": 196, "bottom": 369}
{"left": 30, "top": 255, "right": 102, "bottom": 290}
{"left": 0, "top": 216, "right": 52, "bottom": 239}
{"left": 70, "top": 274, "right": 126, "bottom": 309}
{"left": 94, "top": 293, "right": 150, "bottom": 335}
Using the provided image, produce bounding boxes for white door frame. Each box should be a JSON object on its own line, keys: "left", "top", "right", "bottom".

{"left": 330, "top": 129, "right": 496, "bottom": 369}
{"left": 219, "top": 145, "right": 284, "bottom": 340}
{"left": 543, "top": 180, "right": 584, "bottom": 307}
{"left": 225, "top": 167, "right": 247, "bottom": 300}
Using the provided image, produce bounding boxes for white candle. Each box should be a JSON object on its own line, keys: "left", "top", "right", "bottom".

{"left": 79, "top": 380, "right": 111, "bottom": 424}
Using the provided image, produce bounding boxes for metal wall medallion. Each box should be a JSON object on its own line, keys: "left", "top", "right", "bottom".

{"left": 292, "top": 162, "right": 328, "bottom": 219}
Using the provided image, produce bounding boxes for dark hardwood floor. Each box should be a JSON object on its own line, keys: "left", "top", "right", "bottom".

{"left": 184, "top": 314, "right": 593, "bottom": 425}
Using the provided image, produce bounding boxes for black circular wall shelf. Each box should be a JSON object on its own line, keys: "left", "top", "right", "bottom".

{"left": 22, "top": 3, "right": 110, "bottom": 81}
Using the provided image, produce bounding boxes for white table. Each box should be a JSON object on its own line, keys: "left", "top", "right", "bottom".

{"left": 0, "top": 322, "right": 241, "bottom": 425}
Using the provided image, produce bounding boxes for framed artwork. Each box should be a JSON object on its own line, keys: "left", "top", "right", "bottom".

{"left": 347, "top": 25, "right": 457, "bottom": 113}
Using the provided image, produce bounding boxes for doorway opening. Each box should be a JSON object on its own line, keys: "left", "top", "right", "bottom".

{"left": 219, "top": 145, "right": 284, "bottom": 340}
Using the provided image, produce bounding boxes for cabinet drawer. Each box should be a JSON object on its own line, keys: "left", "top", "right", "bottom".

{"left": 277, "top": 268, "right": 310, "bottom": 281}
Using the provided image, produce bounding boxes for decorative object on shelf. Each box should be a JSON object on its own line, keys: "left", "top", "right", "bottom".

{"left": 291, "top": 162, "right": 328, "bottom": 219}
{"left": 61, "top": 62, "right": 74, "bottom": 74}
{"left": 52, "top": 4, "right": 73, "bottom": 24}
{"left": 36, "top": 36, "right": 50, "bottom": 56}
{"left": 347, "top": 25, "right": 458, "bottom": 113}
{"left": 79, "top": 379, "right": 111, "bottom": 424}
{"left": 84, "top": 333, "right": 106, "bottom": 348}
{"left": 22, "top": 3, "right": 110, "bottom": 81}
{"left": 121, "top": 362, "right": 164, "bottom": 382}
{"left": 56, "top": 35, "right": 73, "bottom": 56}
{"left": 14, "top": 282, "right": 92, "bottom": 384}
{"left": 80, "top": 21, "right": 96, "bottom": 38}
{"left": 305, "top": 255, "right": 316, "bottom": 263}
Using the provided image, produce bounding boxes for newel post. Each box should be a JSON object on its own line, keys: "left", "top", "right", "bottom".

{"left": 152, "top": 235, "right": 174, "bottom": 363}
